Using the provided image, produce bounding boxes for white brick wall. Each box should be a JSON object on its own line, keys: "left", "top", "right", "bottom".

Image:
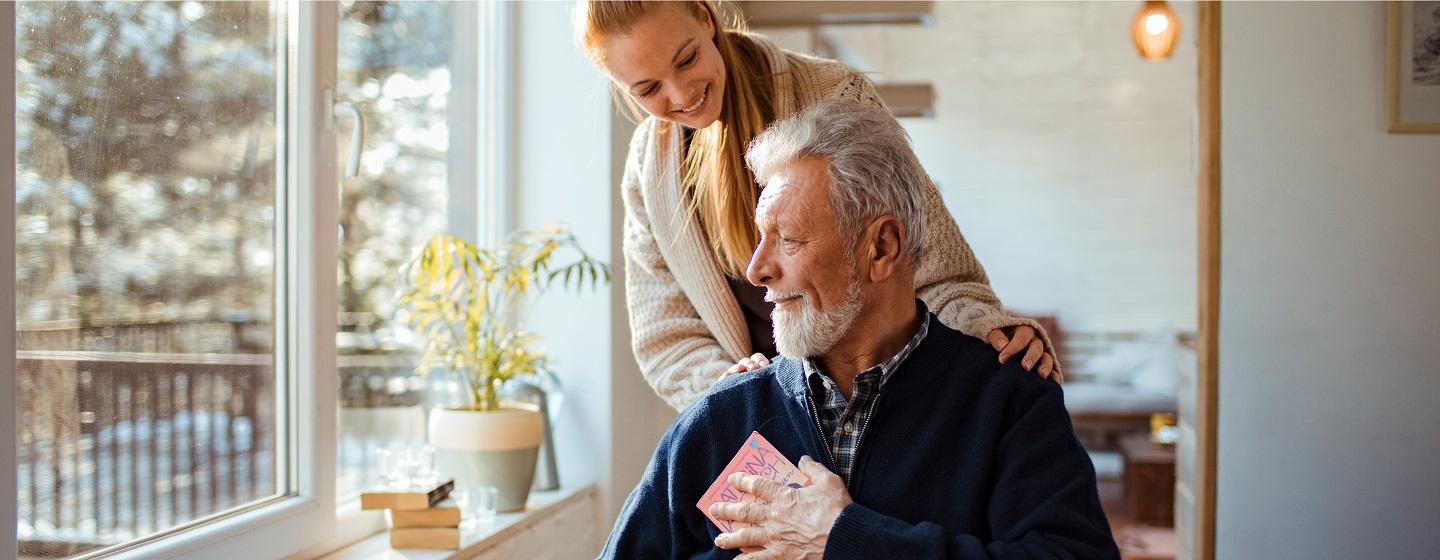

{"left": 760, "top": 2, "right": 1198, "bottom": 339}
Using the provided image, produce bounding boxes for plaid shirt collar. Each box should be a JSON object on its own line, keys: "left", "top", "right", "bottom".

{"left": 803, "top": 300, "right": 931, "bottom": 482}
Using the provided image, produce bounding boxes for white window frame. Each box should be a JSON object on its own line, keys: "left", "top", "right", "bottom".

{"left": 449, "top": 0, "right": 514, "bottom": 247}
{"left": 318, "top": 0, "right": 515, "bottom": 551}
{"left": 4, "top": 2, "right": 340, "bottom": 558}
{"left": 106, "top": 2, "right": 342, "bottom": 557}
{"left": 6, "top": 0, "right": 513, "bottom": 555}
{"left": 317, "top": 2, "right": 512, "bottom": 547}
{"left": 3, "top": 1, "right": 20, "bottom": 558}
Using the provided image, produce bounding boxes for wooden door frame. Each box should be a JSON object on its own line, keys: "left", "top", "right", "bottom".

{"left": 1195, "top": 2, "right": 1221, "bottom": 559}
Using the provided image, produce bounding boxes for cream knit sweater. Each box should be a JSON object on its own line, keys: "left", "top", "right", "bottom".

{"left": 621, "top": 35, "right": 1059, "bottom": 410}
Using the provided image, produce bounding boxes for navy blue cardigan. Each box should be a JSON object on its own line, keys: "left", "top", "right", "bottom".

{"left": 601, "top": 316, "right": 1119, "bottom": 559}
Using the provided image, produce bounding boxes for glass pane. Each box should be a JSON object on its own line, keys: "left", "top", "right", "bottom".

{"left": 15, "top": 2, "right": 281, "bottom": 557}
{"left": 334, "top": 0, "right": 451, "bottom": 500}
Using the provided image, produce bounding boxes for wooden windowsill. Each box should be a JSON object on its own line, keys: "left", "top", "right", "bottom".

{"left": 319, "top": 484, "right": 598, "bottom": 560}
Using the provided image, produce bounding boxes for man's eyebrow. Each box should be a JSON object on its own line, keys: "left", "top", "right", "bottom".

{"left": 629, "top": 38, "right": 696, "bottom": 88}
{"left": 753, "top": 211, "right": 775, "bottom": 231}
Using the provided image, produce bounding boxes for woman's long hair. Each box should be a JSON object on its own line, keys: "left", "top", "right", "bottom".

{"left": 578, "top": 1, "right": 775, "bottom": 278}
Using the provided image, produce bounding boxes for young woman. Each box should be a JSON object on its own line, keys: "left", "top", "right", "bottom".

{"left": 576, "top": 1, "right": 1059, "bottom": 410}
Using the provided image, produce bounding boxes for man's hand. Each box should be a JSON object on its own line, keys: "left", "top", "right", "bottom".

{"left": 709, "top": 456, "right": 852, "bottom": 559}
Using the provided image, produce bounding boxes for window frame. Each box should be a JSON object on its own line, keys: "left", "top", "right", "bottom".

{"left": 322, "top": 0, "right": 506, "bottom": 502}
{"left": 106, "top": 2, "right": 341, "bottom": 557}
{"left": 3, "top": 1, "right": 20, "bottom": 557}
{"left": 469, "top": 0, "right": 516, "bottom": 247}
{"left": 318, "top": 2, "right": 510, "bottom": 547}
{"left": 4, "top": 2, "right": 338, "bottom": 558}
{"left": 6, "top": 0, "right": 513, "bottom": 556}
{"left": 445, "top": 0, "right": 513, "bottom": 248}
{"left": 320, "top": 0, "right": 513, "bottom": 550}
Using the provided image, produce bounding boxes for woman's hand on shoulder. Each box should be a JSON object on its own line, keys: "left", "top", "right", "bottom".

{"left": 721, "top": 353, "right": 771, "bottom": 379}
{"left": 986, "top": 325, "right": 1056, "bottom": 379}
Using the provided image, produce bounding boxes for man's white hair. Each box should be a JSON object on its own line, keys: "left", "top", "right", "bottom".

{"left": 745, "top": 99, "right": 929, "bottom": 262}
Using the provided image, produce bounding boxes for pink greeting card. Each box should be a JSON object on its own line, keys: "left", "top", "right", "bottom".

{"left": 696, "top": 431, "right": 811, "bottom": 533}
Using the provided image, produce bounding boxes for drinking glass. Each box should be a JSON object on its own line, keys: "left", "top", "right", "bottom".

{"left": 453, "top": 485, "right": 499, "bottom": 530}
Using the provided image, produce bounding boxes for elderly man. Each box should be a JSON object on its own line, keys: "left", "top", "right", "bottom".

{"left": 600, "top": 100, "right": 1119, "bottom": 559}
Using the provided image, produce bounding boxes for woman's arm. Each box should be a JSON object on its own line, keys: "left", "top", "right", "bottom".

{"left": 621, "top": 122, "right": 740, "bottom": 410}
{"left": 913, "top": 181, "right": 1062, "bottom": 380}
{"left": 827, "top": 69, "right": 1063, "bottom": 380}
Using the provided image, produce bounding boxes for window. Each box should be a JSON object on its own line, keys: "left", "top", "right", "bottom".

{"left": 8, "top": 1, "right": 509, "bottom": 557}
{"left": 334, "top": 0, "right": 453, "bottom": 501}
{"left": 331, "top": 0, "right": 512, "bottom": 506}
{"left": 14, "top": 2, "right": 285, "bottom": 556}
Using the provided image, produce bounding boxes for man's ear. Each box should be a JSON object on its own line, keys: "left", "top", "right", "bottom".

{"left": 864, "top": 215, "right": 906, "bottom": 283}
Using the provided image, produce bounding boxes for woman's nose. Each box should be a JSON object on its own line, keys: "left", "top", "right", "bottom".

{"left": 670, "top": 85, "right": 701, "bottom": 109}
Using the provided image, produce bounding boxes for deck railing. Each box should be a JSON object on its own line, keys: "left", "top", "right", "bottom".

{"left": 16, "top": 319, "right": 275, "bottom": 557}
{"left": 15, "top": 318, "right": 427, "bottom": 558}
{"left": 16, "top": 351, "right": 275, "bottom": 556}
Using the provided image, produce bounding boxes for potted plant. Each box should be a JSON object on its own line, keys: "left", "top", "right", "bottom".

{"left": 398, "top": 227, "right": 608, "bottom": 511}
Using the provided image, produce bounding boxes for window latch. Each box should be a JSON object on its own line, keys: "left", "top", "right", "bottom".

{"left": 324, "top": 87, "right": 365, "bottom": 178}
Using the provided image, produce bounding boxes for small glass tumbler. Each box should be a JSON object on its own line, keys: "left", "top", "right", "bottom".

{"left": 374, "top": 447, "right": 404, "bottom": 488}
{"left": 453, "top": 485, "right": 499, "bottom": 530}
{"left": 375, "top": 445, "right": 436, "bottom": 489}
{"left": 400, "top": 445, "right": 438, "bottom": 488}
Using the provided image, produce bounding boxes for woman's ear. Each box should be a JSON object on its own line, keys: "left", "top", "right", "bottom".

{"left": 695, "top": 2, "right": 716, "bottom": 39}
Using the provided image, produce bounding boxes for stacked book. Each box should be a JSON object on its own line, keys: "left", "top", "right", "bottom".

{"left": 360, "top": 479, "right": 461, "bottom": 550}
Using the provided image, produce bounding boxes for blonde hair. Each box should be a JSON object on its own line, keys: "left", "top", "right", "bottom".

{"left": 577, "top": 1, "right": 775, "bottom": 278}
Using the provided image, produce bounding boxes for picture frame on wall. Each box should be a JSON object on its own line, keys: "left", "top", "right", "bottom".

{"left": 1389, "top": 1, "right": 1440, "bottom": 132}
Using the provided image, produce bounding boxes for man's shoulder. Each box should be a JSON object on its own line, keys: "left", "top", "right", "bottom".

{"left": 670, "top": 358, "right": 799, "bottom": 431}
{"left": 687, "top": 357, "right": 795, "bottom": 409}
{"left": 917, "top": 319, "right": 1064, "bottom": 404}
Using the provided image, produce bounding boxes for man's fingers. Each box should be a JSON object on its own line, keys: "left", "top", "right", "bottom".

{"left": 709, "top": 501, "right": 769, "bottom": 524}
{"left": 985, "top": 329, "right": 1009, "bottom": 352}
{"left": 797, "top": 455, "right": 832, "bottom": 483}
{"left": 736, "top": 548, "right": 779, "bottom": 560}
{"left": 715, "top": 527, "right": 769, "bottom": 550}
{"left": 1020, "top": 339, "right": 1044, "bottom": 371}
{"left": 1038, "top": 354, "right": 1055, "bottom": 378}
{"left": 730, "top": 472, "right": 786, "bottom": 501}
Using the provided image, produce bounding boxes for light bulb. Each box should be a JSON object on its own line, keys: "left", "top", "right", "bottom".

{"left": 1131, "top": 1, "right": 1180, "bottom": 61}
{"left": 1145, "top": 13, "right": 1169, "bottom": 35}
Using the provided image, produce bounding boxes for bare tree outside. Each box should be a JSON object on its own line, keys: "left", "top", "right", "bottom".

{"left": 14, "top": 1, "right": 454, "bottom": 556}
{"left": 16, "top": 2, "right": 279, "bottom": 557}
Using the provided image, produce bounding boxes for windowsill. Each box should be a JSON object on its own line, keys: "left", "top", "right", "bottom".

{"left": 318, "top": 483, "right": 597, "bottom": 560}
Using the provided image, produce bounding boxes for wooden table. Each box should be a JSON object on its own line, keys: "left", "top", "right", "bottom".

{"left": 1118, "top": 433, "right": 1176, "bottom": 526}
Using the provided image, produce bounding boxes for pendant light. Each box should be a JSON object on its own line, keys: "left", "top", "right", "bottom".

{"left": 1131, "top": 1, "right": 1180, "bottom": 61}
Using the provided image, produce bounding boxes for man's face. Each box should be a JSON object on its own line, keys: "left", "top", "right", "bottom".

{"left": 745, "top": 157, "right": 863, "bottom": 358}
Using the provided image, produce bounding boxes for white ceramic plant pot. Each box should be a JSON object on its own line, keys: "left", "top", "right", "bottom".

{"left": 428, "top": 403, "right": 542, "bottom": 512}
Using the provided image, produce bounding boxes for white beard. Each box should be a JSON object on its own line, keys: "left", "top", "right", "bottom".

{"left": 769, "top": 279, "right": 863, "bottom": 359}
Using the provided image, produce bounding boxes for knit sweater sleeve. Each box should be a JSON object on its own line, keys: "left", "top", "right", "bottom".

{"left": 820, "top": 68, "right": 1063, "bottom": 380}
{"left": 621, "top": 121, "right": 740, "bottom": 410}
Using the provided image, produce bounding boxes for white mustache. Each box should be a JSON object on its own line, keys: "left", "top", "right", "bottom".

{"left": 764, "top": 290, "right": 805, "bottom": 304}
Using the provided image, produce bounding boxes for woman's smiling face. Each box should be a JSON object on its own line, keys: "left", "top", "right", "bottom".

{"left": 596, "top": 4, "right": 727, "bottom": 129}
